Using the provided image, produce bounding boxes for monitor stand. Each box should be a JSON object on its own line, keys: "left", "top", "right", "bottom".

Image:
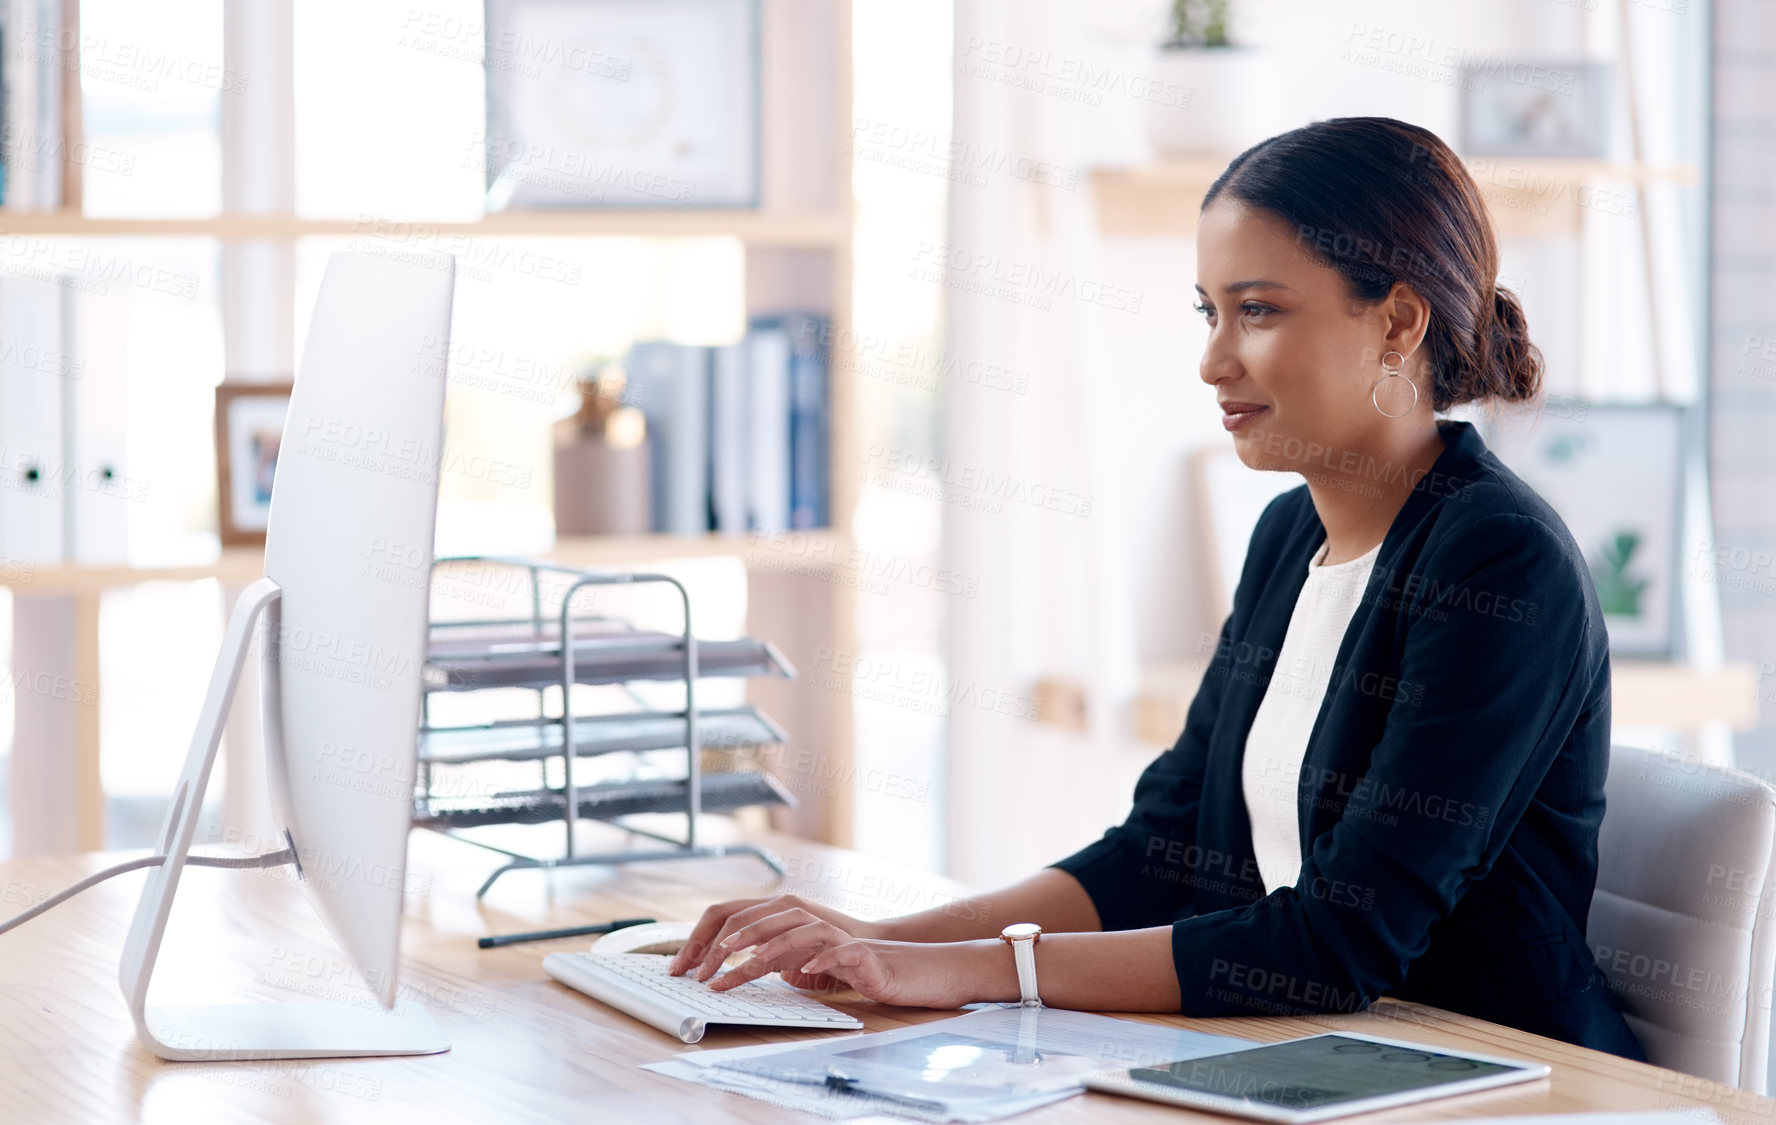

{"left": 117, "top": 577, "right": 449, "bottom": 1060}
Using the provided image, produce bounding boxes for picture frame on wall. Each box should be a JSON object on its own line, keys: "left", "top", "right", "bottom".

{"left": 1458, "top": 61, "right": 1611, "bottom": 158}
{"left": 481, "top": 0, "right": 761, "bottom": 209}
{"left": 1485, "top": 403, "right": 1686, "bottom": 658}
{"left": 214, "top": 382, "right": 294, "bottom": 547}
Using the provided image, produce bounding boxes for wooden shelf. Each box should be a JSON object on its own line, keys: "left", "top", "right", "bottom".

{"left": 542, "top": 529, "right": 850, "bottom": 569}
{"left": 1611, "top": 660, "right": 1758, "bottom": 731}
{"left": 0, "top": 208, "right": 851, "bottom": 247}
{"left": 1092, "top": 157, "right": 1701, "bottom": 239}
{"left": 0, "top": 531, "right": 851, "bottom": 595}
{"left": 1128, "top": 656, "right": 1757, "bottom": 745}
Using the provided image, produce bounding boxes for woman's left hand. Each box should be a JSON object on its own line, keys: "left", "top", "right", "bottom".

{"left": 706, "top": 923, "right": 998, "bottom": 1009}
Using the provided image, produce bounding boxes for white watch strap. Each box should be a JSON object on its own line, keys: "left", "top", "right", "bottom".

{"left": 1011, "top": 938, "right": 1040, "bottom": 1007}
{"left": 1013, "top": 1004, "right": 1041, "bottom": 1062}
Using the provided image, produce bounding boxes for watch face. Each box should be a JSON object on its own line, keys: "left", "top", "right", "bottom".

{"left": 1002, "top": 923, "right": 1041, "bottom": 940}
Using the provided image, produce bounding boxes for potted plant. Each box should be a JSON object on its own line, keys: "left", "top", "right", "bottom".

{"left": 1147, "top": 0, "right": 1278, "bottom": 157}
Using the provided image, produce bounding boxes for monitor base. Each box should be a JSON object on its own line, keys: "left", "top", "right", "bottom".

{"left": 118, "top": 578, "right": 452, "bottom": 1063}
{"left": 142, "top": 1000, "right": 450, "bottom": 1060}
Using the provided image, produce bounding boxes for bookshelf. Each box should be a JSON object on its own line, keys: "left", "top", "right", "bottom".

{"left": 0, "top": 532, "right": 853, "bottom": 596}
{"left": 0, "top": 210, "right": 850, "bottom": 246}
{"left": 0, "top": 0, "right": 861, "bottom": 854}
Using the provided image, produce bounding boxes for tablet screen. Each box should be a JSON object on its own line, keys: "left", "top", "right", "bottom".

{"left": 1127, "top": 1035, "right": 1523, "bottom": 1110}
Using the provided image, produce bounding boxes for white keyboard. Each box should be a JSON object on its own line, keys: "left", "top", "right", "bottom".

{"left": 543, "top": 952, "right": 865, "bottom": 1044}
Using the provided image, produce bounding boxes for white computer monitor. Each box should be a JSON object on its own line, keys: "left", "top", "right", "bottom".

{"left": 117, "top": 250, "right": 456, "bottom": 1060}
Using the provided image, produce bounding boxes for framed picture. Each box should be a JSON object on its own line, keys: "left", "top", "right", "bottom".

{"left": 214, "top": 382, "right": 293, "bottom": 547}
{"left": 482, "top": 0, "right": 760, "bottom": 208}
{"left": 1459, "top": 61, "right": 1611, "bottom": 157}
{"left": 1485, "top": 403, "right": 1686, "bottom": 658}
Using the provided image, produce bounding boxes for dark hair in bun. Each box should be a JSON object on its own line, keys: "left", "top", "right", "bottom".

{"left": 1203, "top": 116, "right": 1543, "bottom": 411}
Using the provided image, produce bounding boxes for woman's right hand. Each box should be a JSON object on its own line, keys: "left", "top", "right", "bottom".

{"left": 666, "top": 893, "right": 895, "bottom": 981}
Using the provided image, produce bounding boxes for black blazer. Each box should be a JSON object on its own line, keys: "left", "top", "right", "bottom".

{"left": 1051, "top": 419, "right": 1645, "bottom": 1061}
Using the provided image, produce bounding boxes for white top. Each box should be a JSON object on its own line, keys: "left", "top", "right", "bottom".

{"left": 1240, "top": 538, "right": 1382, "bottom": 894}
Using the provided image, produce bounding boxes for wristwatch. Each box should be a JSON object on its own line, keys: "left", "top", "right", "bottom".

{"left": 1000, "top": 922, "right": 1043, "bottom": 1007}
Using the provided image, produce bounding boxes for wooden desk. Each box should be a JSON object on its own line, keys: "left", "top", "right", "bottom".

{"left": 0, "top": 824, "right": 1764, "bottom": 1124}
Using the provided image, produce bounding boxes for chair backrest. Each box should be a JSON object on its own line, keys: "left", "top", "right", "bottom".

{"left": 1591, "top": 746, "right": 1776, "bottom": 1092}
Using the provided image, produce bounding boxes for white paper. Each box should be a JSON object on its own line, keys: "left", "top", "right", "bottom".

{"left": 643, "top": 1004, "right": 1253, "bottom": 1122}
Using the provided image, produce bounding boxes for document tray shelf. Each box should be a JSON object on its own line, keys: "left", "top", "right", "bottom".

{"left": 419, "top": 706, "right": 786, "bottom": 766}
{"left": 414, "top": 771, "right": 793, "bottom": 830}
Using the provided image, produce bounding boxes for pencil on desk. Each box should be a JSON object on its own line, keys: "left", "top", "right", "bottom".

{"left": 478, "top": 917, "right": 656, "bottom": 949}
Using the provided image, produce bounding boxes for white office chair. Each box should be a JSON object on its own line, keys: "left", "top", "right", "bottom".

{"left": 1590, "top": 745, "right": 1776, "bottom": 1093}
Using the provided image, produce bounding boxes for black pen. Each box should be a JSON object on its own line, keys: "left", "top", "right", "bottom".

{"left": 478, "top": 916, "right": 656, "bottom": 949}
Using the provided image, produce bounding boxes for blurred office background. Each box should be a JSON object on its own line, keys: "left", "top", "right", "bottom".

{"left": 0, "top": 0, "right": 1767, "bottom": 906}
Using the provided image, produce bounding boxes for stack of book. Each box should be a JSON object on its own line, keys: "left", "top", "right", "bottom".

{"left": 625, "top": 313, "right": 829, "bottom": 536}
{"left": 0, "top": 0, "right": 70, "bottom": 209}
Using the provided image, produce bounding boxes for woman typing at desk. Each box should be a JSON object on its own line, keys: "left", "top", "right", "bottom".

{"left": 668, "top": 117, "right": 1646, "bottom": 1063}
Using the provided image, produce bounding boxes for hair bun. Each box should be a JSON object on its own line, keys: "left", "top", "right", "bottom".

{"left": 1487, "top": 285, "right": 1544, "bottom": 404}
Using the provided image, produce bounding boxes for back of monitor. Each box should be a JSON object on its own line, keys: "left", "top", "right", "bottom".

{"left": 261, "top": 250, "right": 455, "bottom": 1007}
{"left": 118, "top": 250, "right": 455, "bottom": 1059}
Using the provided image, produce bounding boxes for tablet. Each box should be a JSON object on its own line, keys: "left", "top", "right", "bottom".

{"left": 1083, "top": 1032, "right": 1550, "bottom": 1124}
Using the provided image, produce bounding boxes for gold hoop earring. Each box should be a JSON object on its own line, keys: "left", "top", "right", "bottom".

{"left": 1372, "top": 350, "right": 1417, "bottom": 419}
